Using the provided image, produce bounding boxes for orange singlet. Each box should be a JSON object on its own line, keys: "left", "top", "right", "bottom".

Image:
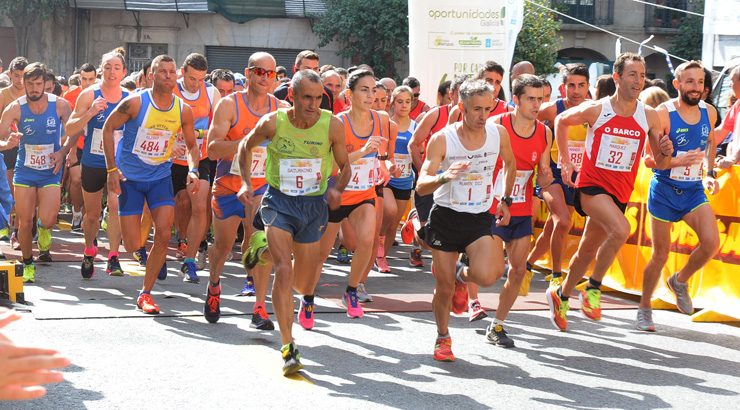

{"left": 339, "top": 110, "right": 385, "bottom": 206}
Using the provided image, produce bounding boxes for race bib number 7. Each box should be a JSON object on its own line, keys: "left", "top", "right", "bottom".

{"left": 595, "top": 134, "right": 640, "bottom": 172}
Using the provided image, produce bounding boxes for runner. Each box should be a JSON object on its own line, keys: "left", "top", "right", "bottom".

{"left": 712, "top": 66, "right": 739, "bottom": 148}
{"left": 172, "top": 53, "right": 220, "bottom": 283}
{"left": 311, "top": 69, "right": 390, "bottom": 317}
{"left": 486, "top": 74, "right": 553, "bottom": 347}
{"left": 403, "top": 76, "right": 430, "bottom": 120}
{"left": 235, "top": 69, "right": 350, "bottom": 375}
{"left": 638, "top": 61, "right": 720, "bottom": 331}
{"left": 210, "top": 69, "right": 235, "bottom": 98}
{"left": 415, "top": 79, "right": 515, "bottom": 361}
{"left": 103, "top": 54, "right": 200, "bottom": 314}
{"left": 405, "top": 75, "right": 467, "bottom": 267}
{"left": 448, "top": 61, "right": 511, "bottom": 124}
{"left": 205, "top": 52, "right": 287, "bottom": 328}
{"left": 321, "top": 70, "right": 345, "bottom": 114}
{"left": 0, "top": 63, "right": 74, "bottom": 282}
{"left": 0, "top": 57, "right": 28, "bottom": 249}
{"left": 64, "top": 49, "right": 129, "bottom": 278}
{"left": 526, "top": 63, "right": 590, "bottom": 291}
{"left": 273, "top": 50, "right": 333, "bottom": 111}
{"left": 545, "top": 53, "right": 674, "bottom": 331}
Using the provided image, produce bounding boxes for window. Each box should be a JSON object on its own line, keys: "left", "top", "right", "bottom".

{"left": 127, "top": 43, "right": 169, "bottom": 73}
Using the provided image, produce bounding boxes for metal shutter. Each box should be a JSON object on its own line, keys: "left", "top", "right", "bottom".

{"left": 206, "top": 46, "right": 304, "bottom": 75}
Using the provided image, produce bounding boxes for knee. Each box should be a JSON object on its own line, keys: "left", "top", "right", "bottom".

{"left": 699, "top": 234, "right": 721, "bottom": 256}
{"left": 475, "top": 270, "right": 498, "bottom": 287}
{"left": 434, "top": 282, "right": 454, "bottom": 300}
{"left": 154, "top": 226, "right": 172, "bottom": 243}
{"left": 650, "top": 248, "right": 670, "bottom": 266}
{"left": 552, "top": 214, "right": 573, "bottom": 233}
{"left": 506, "top": 265, "right": 526, "bottom": 284}
{"left": 356, "top": 231, "right": 374, "bottom": 250}
{"left": 610, "top": 221, "right": 630, "bottom": 243}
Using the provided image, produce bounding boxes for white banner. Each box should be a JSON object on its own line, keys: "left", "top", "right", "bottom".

{"left": 702, "top": 0, "right": 740, "bottom": 68}
{"left": 408, "top": 0, "right": 524, "bottom": 106}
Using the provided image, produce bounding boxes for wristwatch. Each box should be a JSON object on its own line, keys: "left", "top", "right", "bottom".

{"left": 501, "top": 196, "right": 513, "bottom": 207}
{"left": 707, "top": 169, "right": 717, "bottom": 179}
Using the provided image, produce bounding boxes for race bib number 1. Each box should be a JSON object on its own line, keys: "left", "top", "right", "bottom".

{"left": 279, "top": 158, "right": 323, "bottom": 196}
{"left": 595, "top": 134, "right": 640, "bottom": 172}
{"left": 451, "top": 172, "right": 492, "bottom": 208}
{"left": 24, "top": 144, "right": 54, "bottom": 171}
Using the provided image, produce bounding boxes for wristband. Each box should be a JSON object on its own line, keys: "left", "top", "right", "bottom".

{"left": 190, "top": 168, "right": 199, "bottom": 175}
{"left": 437, "top": 174, "right": 448, "bottom": 184}
{"left": 377, "top": 155, "right": 389, "bottom": 161}
{"left": 106, "top": 167, "right": 118, "bottom": 174}
{"left": 707, "top": 169, "right": 717, "bottom": 179}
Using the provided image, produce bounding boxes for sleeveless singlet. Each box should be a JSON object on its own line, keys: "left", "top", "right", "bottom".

{"left": 551, "top": 98, "right": 588, "bottom": 170}
{"left": 16, "top": 94, "right": 62, "bottom": 176}
{"left": 339, "top": 110, "right": 385, "bottom": 206}
{"left": 172, "top": 81, "right": 214, "bottom": 165}
{"left": 82, "top": 85, "right": 129, "bottom": 168}
{"left": 389, "top": 120, "right": 417, "bottom": 190}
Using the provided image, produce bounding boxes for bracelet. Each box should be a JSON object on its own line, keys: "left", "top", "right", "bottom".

{"left": 377, "top": 155, "right": 389, "bottom": 161}
{"left": 437, "top": 174, "right": 448, "bottom": 184}
{"left": 197, "top": 129, "right": 205, "bottom": 139}
{"left": 106, "top": 167, "right": 118, "bottom": 174}
{"left": 707, "top": 169, "right": 717, "bottom": 179}
{"left": 190, "top": 168, "right": 199, "bottom": 174}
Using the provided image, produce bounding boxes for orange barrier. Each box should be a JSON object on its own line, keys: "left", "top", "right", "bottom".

{"left": 533, "top": 161, "right": 740, "bottom": 322}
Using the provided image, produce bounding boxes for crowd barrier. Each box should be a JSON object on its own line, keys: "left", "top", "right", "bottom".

{"left": 532, "top": 161, "right": 739, "bottom": 322}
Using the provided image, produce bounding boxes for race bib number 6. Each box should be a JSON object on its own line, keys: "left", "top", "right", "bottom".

{"left": 279, "top": 158, "right": 323, "bottom": 196}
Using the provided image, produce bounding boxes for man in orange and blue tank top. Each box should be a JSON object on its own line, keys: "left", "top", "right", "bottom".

{"left": 103, "top": 54, "right": 200, "bottom": 315}
{"left": 545, "top": 53, "right": 674, "bottom": 332}
{"left": 205, "top": 52, "right": 288, "bottom": 329}
{"left": 172, "top": 53, "right": 220, "bottom": 283}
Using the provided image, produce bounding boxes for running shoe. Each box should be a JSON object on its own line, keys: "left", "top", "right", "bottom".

{"left": 635, "top": 307, "right": 656, "bottom": 332}
{"left": 244, "top": 230, "right": 268, "bottom": 269}
{"left": 10, "top": 231, "right": 19, "bottom": 250}
{"left": 667, "top": 273, "right": 693, "bottom": 314}
{"left": 433, "top": 337, "right": 455, "bottom": 362}
{"left": 133, "top": 247, "right": 147, "bottom": 266}
{"left": 343, "top": 289, "right": 364, "bottom": 318}
{"left": 37, "top": 250, "right": 53, "bottom": 264}
{"left": 546, "top": 286, "right": 568, "bottom": 332}
{"left": 451, "top": 263, "right": 468, "bottom": 314}
{"left": 71, "top": 212, "right": 83, "bottom": 232}
{"left": 486, "top": 322, "right": 515, "bottom": 348}
{"left": 158, "top": 262, "right": 168, "bottom": 281}
{"left": 181, "top": 260, "right": 200, "bottom": 283}
{"left": 519, "top": 267, "right": 534, "bottom": 296}
{"left": 175, "top": 240, "right": 187, "bottom": 260}
{"left": 22, "top": 262, "right": 35, "bottom": 283}
{"left": 336, "top": 244, "right": 351, "bottom": 264}
{"left": 281, "top": 343, "right": 304, "bottom": 376}
{"left": 375, "top": 256, "right": 391, "bottom": 273}
{"left": 239, "top": 276, "right": 256, "bottom": 296}
{"left": 196, "top": 243, "right": 207, "bottom": 270}
{"left": 401, "top": 209, "right": 418, "bottom": 245}
{"left": 468, "top": 299, "right": 487, "bottom": 322}
{"left": 250, "top": 304, "right": 275, "bottom": 330}
{"left": 550, "top": 274, "right": 563, "bottom": 288}
{"left": 579, "top": 288, "right": 602, "bottom": 321}
{"left": 0, "top": 227, "right": 8, "bottom": 241}
{"left": 409, "top": 248, "right": 424, "bottom": 267}
{"left": 106, "top": 255, "right": 124, "bottom": 277}
{"left": 37, "top": 225, "right": 52, "bottom": 253}
{"left": 81, "top": 255, "right": 95, "bottom": 279}
{"left": 204, "top": 284, "right": 221, "bottom": 323}
{"left": 136, "top": 293, "right": 160, "bottom": 314}
{"left": 298, "top": 299, "right": 314, "bottom": 330}
{"left": 357, "top": 283, "right": 373, "bottom": 303}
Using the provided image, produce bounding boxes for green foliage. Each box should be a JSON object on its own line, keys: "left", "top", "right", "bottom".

{"left": 670, "top": 0, "right": 703, "bottom": 61}
{"left": 0, "top": 0, "right": 68, "bottom": 56}
{"left": 310, "top": 0, "right": 408, "bottom": 78}
{"left": 513, "top": 0, "right": 561, "bottom": 75}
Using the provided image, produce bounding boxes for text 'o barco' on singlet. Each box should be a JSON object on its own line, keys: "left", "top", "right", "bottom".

{"left": 116, "top": 89, "right": 183, "bottom": 181}
{"left": 265, "top": 108, "right": 333, "bottom": 197}
{"left": 434, "top": 123, "right": 500, "bottom": 214}
{"left": 213, "top": 93, "right": 279, "bottom": 197}
{"left": 653, "top": 100, "right": 711, "bottom": 189}
{"left": 82, "top": 84, "right": 129, "bottom": 169}
{"left": 172, "top": 81, "right": 215, "bottom": 165}
{"left": 16, "top": 93, "right": 62, "bottom": 175}
{"left": 340, "top": 110, "right": 385, "bottom": 206}
{"left": 552, "top": 98, "right": 588, "bottom": 170}
{"left": 576, "top": 98, "right": 649, "bottom": 203}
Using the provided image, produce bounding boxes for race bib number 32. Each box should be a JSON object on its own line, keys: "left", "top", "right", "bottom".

{"left": 595, "top": 134, "right": 640, "bottom": 172}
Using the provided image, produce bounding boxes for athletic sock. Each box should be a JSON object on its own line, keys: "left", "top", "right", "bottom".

{"left": 108, "top": 251, "right": 119, "bottom": 259}
{"left": 184, "top": 257, "right": 195, "bottom": 264}
{"left": 139, "top": 290, "right": 151, "bottom": 296}
{"left": 587, "top": 277, "right": 601, "bottom": 290}
{"left": 437, "top": 333, "right": 450, "bottom": 339}
{"left": 23, "top": 257, "right": 33, "bottom": 265}
{"left": 210, "top": 280, "right": 220, "bottom": 289}
{"left": 493, "top": 318, "right": 505, "bottom": 326}
{"left": 558, "top": 287, "right": 569, "bottom": 301}
{"left": 552, "top": 271, "right": 562, "bottom": 278}
{"left": 84, "top": 246, "right": 97, "bottom": 257}
{"left": 303, "top": 294, "right": 314, "bottom": 304}
{"left": 346, "top": 285, "right": 357, "bottom": 293}
{"left": 526, "top": 262, "right": 532, "bottom": 272}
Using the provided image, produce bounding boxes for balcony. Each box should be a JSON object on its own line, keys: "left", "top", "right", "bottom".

{"left": 554, "top": 0, "right": 614, "bottom": 26}
{"left": 644, "top": 0, "right": 690, "bottom": 31}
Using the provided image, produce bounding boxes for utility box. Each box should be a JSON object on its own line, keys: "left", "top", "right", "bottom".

{"left": 0, "top": 262, "right": 24, "bottom": 304}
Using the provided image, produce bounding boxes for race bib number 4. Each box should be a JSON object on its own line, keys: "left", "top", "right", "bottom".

{"left": 451, "top": 172, "right": 492, "bottom": 208}
{"left": 132, "top": 128, "right": 172, "bottom": 165}
{"left": 670, "top": 150, "right": 703, "bottom": 182}
{"left": 493, "top": 170, "right": 533, "bottom": 204}
{"left": 279, "top": 158, "right": 322, "bottom": 196}
{"left": 346, "top": 157, "right": 375, "bottom": 191}
{"left": 90, "top": 128, "right": 123, "bottom": 156}
{"left": 24, "top": 144, "right": 54, "bottom": 171}
{"left": 394, "top": 153, "right": 412, "bottom": 178}
{"left": 230, "top": 146, "right": 267, "bottom": 178}
{"left": 595, "top": 134, "right": 640, "bottom": 172}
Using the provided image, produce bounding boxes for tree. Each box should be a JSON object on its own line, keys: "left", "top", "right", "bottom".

{"left": 0, "top": 1, "right": 68, "bottom": 58}
{"left": 670, "top": 0, "right": 703, "bottom": 61}
{"left": 513, "top": 0, "right": 561, "bottom": 75}
{"left": 310, "top": 0, "right": 408, "bottom": 78}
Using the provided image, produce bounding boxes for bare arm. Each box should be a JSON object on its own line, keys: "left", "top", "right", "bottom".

{"left": 205, "top": 95, "right": 239, "bottom": 160}
{"left": 0, "top": 103, "right": 20, "bottom": 149}
{"left": 329, "top": 116, "right": 351, "bottom": 193}
{"left": 180, "top": 105, "right": 199, "bottom": 171}
{"left": 415, "top": 131, "right": 448, "bottom": 197}
{"left": 645, "top": 106, "right": 673, "bottom": 169}
{"left": 446, "top": 105, "right": 461, "bottom": 125}
{"left": 555, "top": 103, "right": 600, "bottom": 186}
{"left": 408, "top": 106, "right": 439, "bottom": 170}
{"left": 497, "top": 124, "right": 516, "bottom": 199}
{"left": 64, "top": 89, "right": 104, "bottom": 138}
{"left": 102, "top": 96, "right": 139, "bottom": 170}
{"left": 537, "top": 127, "right": 555, "bottom": 189}
{"left": 237, "top": 112, "right": 277, "bottom": 189}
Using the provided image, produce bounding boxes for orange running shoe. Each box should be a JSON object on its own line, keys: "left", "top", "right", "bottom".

{"left": 546, "top": 286, "right": 568, "bottom": 331}
{"left": 137, "top": 293, "right": 160, "bottom": 315}
{"left": 433, "top": 337, "right": 455, "bottom": 362}
{"left": 579, "top": 288, "right": 602, "bottom": 321}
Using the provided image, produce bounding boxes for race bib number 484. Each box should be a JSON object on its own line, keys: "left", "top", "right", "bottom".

{"left": 132, "top": 128, "right": 172, "bottom": 165}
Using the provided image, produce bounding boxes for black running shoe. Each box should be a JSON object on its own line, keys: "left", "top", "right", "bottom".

{"left": 250, "top": 305, "right": 275, "bottom": 330}
{"left": 37, "top": 250, "right": 53, "bottom": 264}
{"left": 486, "top": 323, "right": 515, "bottom": 348}
{"left": 81, "top": 255, "right": 95, "bottom": 279}
{"left": 204, "top": 284, "right": 221, "bottom": 324}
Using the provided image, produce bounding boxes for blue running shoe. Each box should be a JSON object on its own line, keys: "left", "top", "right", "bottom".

{"left": 133, "top": 247, "right": 147, "bottom": 266}
{"left": 181, "top": 259, "right": 200, "bottom": 283}
{"left": 239, "top": 276, "right": 256, "bottom": 296}
{"left": 336, "top": 245, "right": 351, "bottom": 264}
{"left": 158, "top": 261, "right": 168, "bottom": 280}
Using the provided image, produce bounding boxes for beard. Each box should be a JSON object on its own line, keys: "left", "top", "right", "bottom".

{"left": 680, "top": 91, "right": 701, "bottom": 106}
{"left": 27, "top": 92, "right": 44, "bottom": 102}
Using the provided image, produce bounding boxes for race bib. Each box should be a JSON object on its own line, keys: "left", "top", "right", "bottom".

{"left": 90, "top": 128, "right": 123, "bottom": 156}
{"left": 394, "top": 153, "right": 412, "bottom": 178}
{"left": 173, "top": 135, "right": 204, "bottom": 162}
{"left": 558, "top": 140, "right": 586, "bottom": 171}
{"left": 346, "top": 157, "right": 375, "bottom": 191}
{"left": 493, "top": 170, "right": 533, "bottom": 204}
{"left": 230, "top": 146, "right": 267, "bottom": 178}
{"left": 24, "top": 144, "right": 54, "bottom": 171}
{"left": 451, "top": 172, "right": 492, "bottom": 208}
{"left": 595, "top": 134, "right": 640, "bottom": 172}
{"left": 279, "top": 158, "right": 322, "bottom": 196}
{"left": 132, "top": 127, "right": 172, "bottom": 165}
{"left": 670, "top": 150, "right": 703, "bottom": 182}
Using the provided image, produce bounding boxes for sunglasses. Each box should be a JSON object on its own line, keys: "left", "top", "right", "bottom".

{"left": 248, "top": 66, "right": 276, "bottom": 80}
{"left": 413, "top": 93, "right": 420, "bottom": 98}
